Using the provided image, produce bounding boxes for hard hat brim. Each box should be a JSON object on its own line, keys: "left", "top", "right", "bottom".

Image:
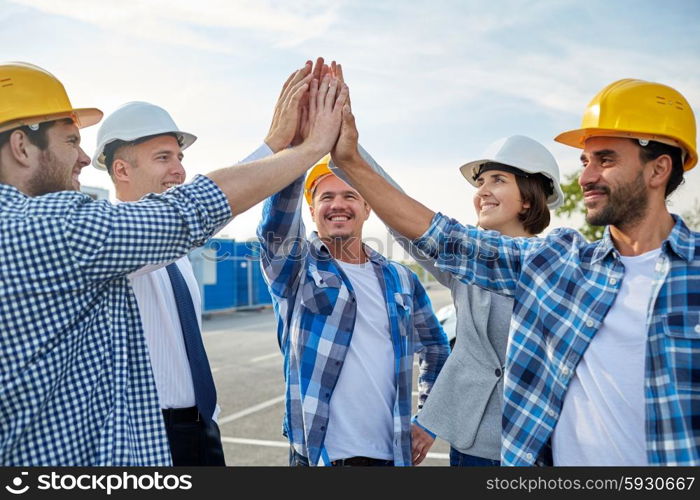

{"left": 555, "top": 127, "right": 698, "bottom": 171}
{"left": 0, "top": 107, "right": 103, "bottom": 134}
{"left": 459, "top": 158, "right": 564, "bottom": 209}
{"left": 92, "top": 130, "right": 197, "bottom": 171}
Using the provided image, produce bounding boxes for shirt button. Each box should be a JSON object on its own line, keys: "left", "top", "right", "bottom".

{"left": 548, "top": 409, "right": 555, "bottom": 417}
{"left": 526, "top": 453, "right": 533, "bottom": 461}
{"left": 325, "top": 393, "right": 330, "bottom": 399}
{"left": 495, "top": 368, "right": 502, "bottom": 377}
{"left": 320, "top": 426, "right": 325, "bottom": 431}
{"left": 609, "top": 278, "right": 617, "bottom": 285}
{"left": 561, "top": 366, "right": 570, "bottom": 376}
{"left": 695, "top": 324, "right": 700, "bottom": 334}
{"left": 586, "top": 319, "right": 594, "bottom": 328}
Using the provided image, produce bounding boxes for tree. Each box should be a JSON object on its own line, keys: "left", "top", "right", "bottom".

{"left": 554, "top": 171, "right": 604, "bottom": 242}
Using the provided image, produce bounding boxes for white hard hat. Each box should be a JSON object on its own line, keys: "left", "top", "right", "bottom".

{"left": 92, "top": 101, "right": 196, "bottom": 170}
{"left": 460, "top": 135, "right": 564, "bottom": 209}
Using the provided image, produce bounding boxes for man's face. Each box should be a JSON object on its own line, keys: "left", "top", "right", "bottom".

{"left": 579, "top": 137, "right": 649, "bottom": 228}
{"left": 122, "top": 135, "right": 185, "bottom": 198}
{"left": 27, "top": 120, "right": 91, "bottom": 195}
{"left": 309, "top": 174, "right": 371, "bottom": 241}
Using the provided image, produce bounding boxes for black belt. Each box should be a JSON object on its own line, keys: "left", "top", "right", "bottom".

{"left": 162, "top": 406, "right": 201, "bottom": 424}
{"left": 331, "top": 456, "right": 394, "bottom": 466}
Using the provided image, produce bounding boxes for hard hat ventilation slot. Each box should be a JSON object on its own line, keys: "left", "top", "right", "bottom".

{"left": 0, "top": 78, "right": 13, "bottom": 87}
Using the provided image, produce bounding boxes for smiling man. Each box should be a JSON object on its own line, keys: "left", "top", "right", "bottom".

{"left": 0, "top": 60, "right": 348, "bottom": 466}
{"left": 257, "top": 154, "right": 449, "bottom": 467}
{"left": 92, "top": 101, "right": 234, "bottom": 466}
{"left": 333, "top": 78, "right": 699, "bottom": 466}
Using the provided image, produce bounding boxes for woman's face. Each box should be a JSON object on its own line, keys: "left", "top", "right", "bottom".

{"left": 473, "top": 169, "right": 530, "bottom": 235}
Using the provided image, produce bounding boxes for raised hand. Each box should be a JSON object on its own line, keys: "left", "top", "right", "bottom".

{"left": 331, "top": 100, "right": 361, "bottom": 167}
{"left": 265, "top": 61, "right": 313, "bottom": 153}
{"left": 302, "top": 73, "right": 348, "bottom": 157}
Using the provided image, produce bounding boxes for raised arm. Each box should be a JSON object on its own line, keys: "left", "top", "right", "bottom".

{"left": 331, "top": 106, "right": 433, "bottom": 240}
{"left": 330, "top": 145, "right": 455, "bottom": 288}
{"left": 207, "top": 68, "right": 348, "bottom": 217}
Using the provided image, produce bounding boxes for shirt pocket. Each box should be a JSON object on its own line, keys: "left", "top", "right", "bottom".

{"left": 394, "top": 292, "right": 414, "bottom": 337}
{"left": 300, "top": 269, "right": 342, "bottom": 316}
{"left": 663, "top": 311, "right": 700, "bottom": 392}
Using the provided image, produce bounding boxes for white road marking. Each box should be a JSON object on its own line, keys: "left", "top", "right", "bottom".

{"left": 251, "top": 352, "right": 280, "bottom": 363}
{"left": 220, "top": 437, "right": 449, "bottom": 460}
{"left": 218, "top": 395, "right": 285, "bottom": 425}
{"left": 221, "top": 437, "right": 288, "bottom": 448}
{"left": 204, "top": 319, "right": 274, "bottom": 337}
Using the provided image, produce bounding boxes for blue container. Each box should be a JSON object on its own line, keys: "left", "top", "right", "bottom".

{"left": 194, "top": 239, "right": 272, "bottom": 312}
{"left": 202, "top": 239, "right": 237, "bottom": 311}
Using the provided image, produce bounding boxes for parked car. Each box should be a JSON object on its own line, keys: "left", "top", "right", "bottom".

{"left": 435, "top": 304, "right": 456, "bottom": 348}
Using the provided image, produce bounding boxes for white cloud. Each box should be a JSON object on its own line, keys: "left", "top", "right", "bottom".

{"left": 8, "top": 0, "right": 341, "bottom": 51}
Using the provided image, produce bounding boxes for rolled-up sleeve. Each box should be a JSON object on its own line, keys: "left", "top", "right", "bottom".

{"left": 65, "top": 175, "right": 232, "bottom": 281}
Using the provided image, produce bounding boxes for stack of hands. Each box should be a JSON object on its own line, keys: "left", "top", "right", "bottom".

{"left": 264, "top": 57, "right": 362, "bottom": 173}
{"left": 264, "top": 57, "right": 436, "bottom": 466}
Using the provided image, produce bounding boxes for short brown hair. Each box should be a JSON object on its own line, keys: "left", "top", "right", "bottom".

{"left": 636, "top": 140, "right": 684, "bottom": 198}
{"left": 515, "top": 173, "right": 551, "bottom": 235}
{"left": 0, "top": 118, "right": 72, "bottom": 152}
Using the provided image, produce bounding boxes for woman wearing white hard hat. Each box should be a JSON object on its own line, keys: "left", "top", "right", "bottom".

{"left": 409, "top": 135, "right": 562, "bottom": 466}
{"left": 333, "top": 135, "right": 563, "bottom": 466}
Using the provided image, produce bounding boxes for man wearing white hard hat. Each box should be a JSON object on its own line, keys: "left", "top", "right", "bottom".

{"left": 0, "top": 60, "right": 347, "bottom": 465}
{"left": 333, "top": 78, "right": 699, "bottom": 466}
{"left": 92, "top": 101, "right": 254, "bottom": 465}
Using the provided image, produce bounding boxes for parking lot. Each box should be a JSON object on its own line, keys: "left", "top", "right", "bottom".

{"left": 203, "top": 285, "right": 453, "bottom": 466}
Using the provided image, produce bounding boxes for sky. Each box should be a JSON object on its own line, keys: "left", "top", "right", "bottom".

{"left": 3, "top": 0, "right": 699, "bottom": 260}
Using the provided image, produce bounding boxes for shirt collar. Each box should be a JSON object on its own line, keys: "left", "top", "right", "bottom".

{"left": 592, "top": 214, "right": 695, "bottom": 264}
{"left": 0, "top": 182, "right": 27, "bottom": 201}
{"left": 309, "top": 231, "right": 388, "bottom": 266}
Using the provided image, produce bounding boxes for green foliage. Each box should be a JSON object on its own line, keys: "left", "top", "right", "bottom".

{"left": 554, "top": 171, "right": 605, "bottom": 242}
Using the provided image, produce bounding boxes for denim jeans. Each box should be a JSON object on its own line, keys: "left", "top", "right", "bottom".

{"left": 450, "top": 447, "right": 500, "bottom": 466}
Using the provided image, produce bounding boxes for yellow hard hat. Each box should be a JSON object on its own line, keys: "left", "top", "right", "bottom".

{"left": 0, "top": 62, "right": 102, "bottom": 134}
{"left": 304, "top": 154, "right": 333, "bottom": 204}
{"left": 555, "top": 78, "right": 697, "bottom": 171}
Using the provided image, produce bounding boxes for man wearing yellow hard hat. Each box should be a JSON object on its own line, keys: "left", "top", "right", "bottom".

{"left": 0, "top": 60, "right": 348, "bottom": 465}
{"left": 257, "top": 141, "right": 449, "bottom": 466}
{"left": 332, "top": 78, "right": 699, "bottom": 466}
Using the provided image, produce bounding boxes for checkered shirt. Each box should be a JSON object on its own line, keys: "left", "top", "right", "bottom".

{"left": 0, "top": 175, "right": 231, "bottom": 465}
{"left": 414, "top": 212, "right": 700, "bottom": 466}
{"left": 257, "top": 176, "right": 449, "bottom": 466}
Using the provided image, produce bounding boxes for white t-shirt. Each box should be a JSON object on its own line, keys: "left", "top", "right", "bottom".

{"left": 324, "top": 260, "right": 396, "bottom": 461}
{"left": 552, "top": 248, "right": 660, "bottom": 466}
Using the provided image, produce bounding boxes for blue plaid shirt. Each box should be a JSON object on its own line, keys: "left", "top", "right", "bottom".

{"left": 257, "top": 176, "right": 449, "bottom": 467}
{"left": 0, "top": 175, "right": 231, "bottom": 465}
{"left": 415, "top": 212, "right": 700, "bottom": 466}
